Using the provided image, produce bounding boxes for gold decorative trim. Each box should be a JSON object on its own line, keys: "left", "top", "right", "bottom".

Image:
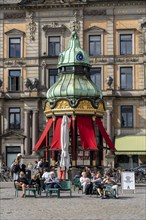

{"left": 76, "top": 100, "right": 93, "bottom": 110}
{"left": 98, "top": 101, "right": 104, "bottom": 111}
{"left": 56, "top": 100, "right": 71, "bottom": 109}
{"left": 44, "top": 99, "right": 105, "bottom": 117}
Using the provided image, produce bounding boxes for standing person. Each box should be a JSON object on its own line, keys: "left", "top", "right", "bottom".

{"left": 37, "top": 158, "right": 44, "bottom": 173}
{"left": 41, "top": 158, "right": 49, "bottom": 173}
{"left": 33, "top": 161, "right": 38, "bottom": 169}
{"left": 11, "top": 155, "right": 22, "bottom": 181}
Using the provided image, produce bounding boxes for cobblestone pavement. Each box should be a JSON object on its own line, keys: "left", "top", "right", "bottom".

{"left": 0, "top": 182, "right": 146, "bottom": 220}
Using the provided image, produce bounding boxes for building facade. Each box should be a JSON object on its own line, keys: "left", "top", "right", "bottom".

{"left": 0, "top": 0, "right": 146, "bottom": 169}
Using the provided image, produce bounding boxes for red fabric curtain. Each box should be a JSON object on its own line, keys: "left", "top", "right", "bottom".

{"left": 96, "top": 117, "right": 115, "bottom": 150}
{"left": 33, "top": 118, "right": 53, "bottom": 151}
{"left": 50, "top": 117, "right": 62, "bottom": 149}
{"left": 77, "top": 116, "right": 98, "bottom": 150}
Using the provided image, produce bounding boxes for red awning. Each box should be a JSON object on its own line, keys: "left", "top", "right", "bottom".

{"left": 96, "top": 117, "right": 115, "bottom": 150}
{"left": 50, "top": 117, "right": 62, "bottom": 150}
{"left": 33, "top": 118, "right": 53, "bottom": 151}
{"left": 77, "top": 116, "right": 98, "bottom": 150}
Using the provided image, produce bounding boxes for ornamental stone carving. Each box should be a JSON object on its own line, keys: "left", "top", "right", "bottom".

{"left": 42, "top": 22, "right": 67, "bottom": 36}
{"left": 106, "top": 76, "right": 113, "bottom": 89}
{"left": 31, "top": 78, "right": 39, "bottom": 90}
{"left": 70, "top": 10, "right": 81, "bottom": 33}
{"left": 4, "top": 12, "right": 26, "bottom": 19}
{"left": 24, "top": 78, "right": 39, "bottom": 90}
{"left": 24, "top": 78, "right": 32, "bottom": 90}
{"left": 27, "top": 12, "right": 37, "bottom": 41}
{"left": 4, "top": 59, "right": 26, "bottom": 67}
{"left": 83, "top": 10, "right": 106, "bottom": 16}
{"left": 115, "top": 57, "right": 139, "bottom": 63}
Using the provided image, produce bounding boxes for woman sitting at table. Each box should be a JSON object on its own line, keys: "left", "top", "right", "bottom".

{"left": 15, "top": 171, "right": 29, "bottom": 198}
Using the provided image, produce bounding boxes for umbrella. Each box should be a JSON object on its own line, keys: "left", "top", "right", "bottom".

{"left": 60, "top": 115, "right": 71, "bottom": 171}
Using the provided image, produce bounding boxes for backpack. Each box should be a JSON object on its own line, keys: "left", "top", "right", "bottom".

{"left": 11, "top": 163, "right": 20, "bottom": 173}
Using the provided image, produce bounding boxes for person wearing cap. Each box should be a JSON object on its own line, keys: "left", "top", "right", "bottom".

{"left": 15, "top": 171, "right": 29, "bottom": 198}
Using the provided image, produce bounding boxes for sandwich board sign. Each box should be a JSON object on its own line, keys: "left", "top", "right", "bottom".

{"left": 121, "top": 172, "right": 135, "bottom": 193}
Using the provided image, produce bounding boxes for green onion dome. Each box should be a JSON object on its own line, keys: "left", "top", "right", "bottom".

{"left": 46, "top": 31, "right": 102, "bottom": 108}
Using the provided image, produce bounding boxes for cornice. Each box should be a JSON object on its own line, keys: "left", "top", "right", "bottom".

{"left": 0, "top": 1, "right": 145, "bottom": 10}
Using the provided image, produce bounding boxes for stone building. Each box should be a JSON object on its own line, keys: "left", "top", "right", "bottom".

{"left": 0, "top": 0, "right": 146, "bottom": 169}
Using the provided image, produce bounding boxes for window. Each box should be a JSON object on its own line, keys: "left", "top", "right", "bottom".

{"left": 90, "top": 68, "right": 102, "bottom": 90}
{"left": 120, "top": 67, "right": 133, "bottom": 90}
{"left": 9, "top": 38, "right": 21, "bottom": 58}
{"left": 89, "top": 35, "right": 101, "bottom": 56}
{"left": 121, "top": 106, "right": 133, "bottom": 128}
{"left": 9, "top": 70, "right": 20, "bottom": 92}
{"left": 9, "top": 108, "right": 21, "bottom": 129}
{"left": 77, "top": 150, "right": 90, "bottom": 166}
{"left": 120, "top": 34, "right": 132, "bottom": 55}
{"left": 48, "top": 69, "right": 58, "bottom": 87}
{"left": 48, "top": 36, "right": 60, "bottom": 56}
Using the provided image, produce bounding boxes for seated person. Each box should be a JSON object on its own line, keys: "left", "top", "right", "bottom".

{"left": 41, "top": 168, "right": 50, "bottom": 181}
{"left": 45, "top": 171, "right": 61, "bottom": 191}
{"left": 35, "top": 168, "right": 42, "bottom": 179}
{"left": 101, "top": 173, "right": 118, "bottom": 199}
{"left": 15, "top": 171, "right": 29, "bottom": 198}
{"left": 80, "top": 171, "right": 90, "bottom": 194}
{"left": 41, "top": 168, "right": 50, "bottom": 191}
{"left": 73, "top": 170, "right": 82, "bottom": 181}
{"left": 91, "top": 171, "right": 103, "bottom": 197}
{"left": 30, "top": 175, "right": 40, "bottom": 194}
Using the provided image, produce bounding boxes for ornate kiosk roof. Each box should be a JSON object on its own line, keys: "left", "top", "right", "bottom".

{"left": 45, "top": 31, "right": 105, "bottom": 117}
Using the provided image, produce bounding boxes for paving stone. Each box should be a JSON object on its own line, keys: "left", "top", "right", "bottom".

{"left": 0, "top": 182, "right": 146, "bottom": 220}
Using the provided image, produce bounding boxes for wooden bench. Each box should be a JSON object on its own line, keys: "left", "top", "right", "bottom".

{"left": 46, "top": 180, "right": 72, "bottom": 198}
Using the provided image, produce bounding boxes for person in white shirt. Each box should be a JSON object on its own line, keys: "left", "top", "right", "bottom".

{"left": 42, "top": 168, "right": 50, "bottom": 181}
{"left": 80, "top": 171, "right": 90, "bottom": 193}
{"left": 41, "top": 168, "right": 50, "bottom": 192}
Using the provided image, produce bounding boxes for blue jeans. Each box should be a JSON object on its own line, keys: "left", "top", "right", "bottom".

{"left": 46, "top": 183, "right": 60, "bottom": 190}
